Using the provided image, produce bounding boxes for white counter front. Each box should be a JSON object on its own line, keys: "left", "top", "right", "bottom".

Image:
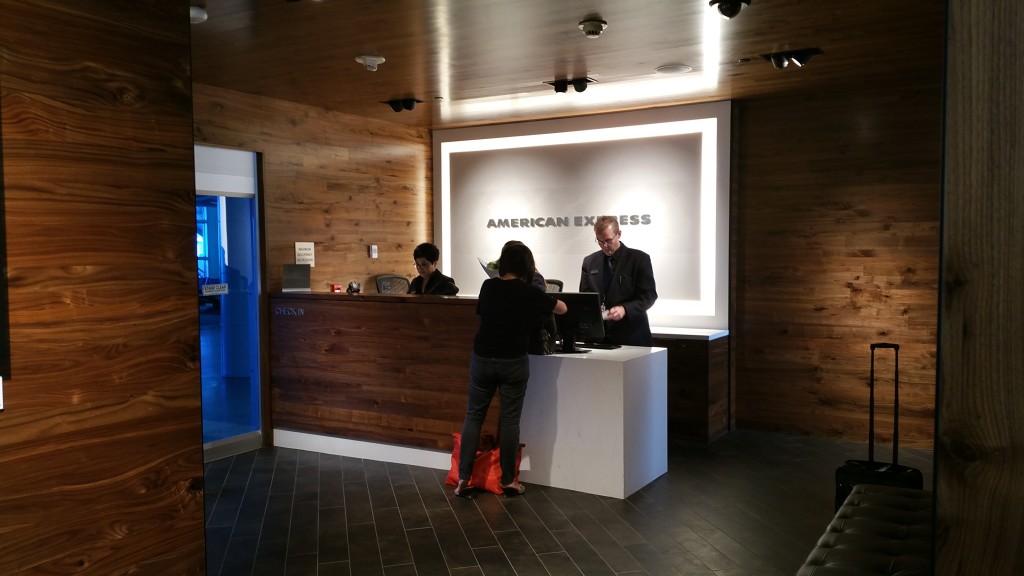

{"left": 518, "top": 346, "right": 668, "bottom": 499}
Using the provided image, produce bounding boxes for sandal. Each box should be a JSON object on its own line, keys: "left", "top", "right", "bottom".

{"left": 501, "top": 481, "right": 526, "bottom": 496}
{"left": 453, "top": 479, "right": 473, "bottom": 499}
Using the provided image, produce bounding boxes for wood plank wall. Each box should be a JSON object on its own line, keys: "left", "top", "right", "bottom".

{"left": 732, "top": 80, "right": 944, "bottom": 449}
{"left": 193, "top": 84, "right": 433, "bottom": 294}
{"left": 937, "top": 3, "right": 1024, "bottom": 573}
{"left": 0, "top": 2, "right": 205, "bottom": 574}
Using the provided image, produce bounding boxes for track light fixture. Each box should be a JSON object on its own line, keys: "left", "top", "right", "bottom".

{"left": 384, "top": 98, "right": 422, "bottom": 112}
{"left": 762, "top": 47, "right": 823, "bottom": 70}
{"left": 547, "top": 77, "right": 594, "bottom": 94}
{"left": 709, "top": 0, "right": 751, "bottom": 19}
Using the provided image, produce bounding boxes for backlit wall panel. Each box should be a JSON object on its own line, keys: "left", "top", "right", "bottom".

{"left": 434, "top": 102, "right": 730, "bottom": 330}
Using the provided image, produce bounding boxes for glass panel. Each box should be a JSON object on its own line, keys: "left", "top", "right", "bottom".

{"left": 198, "top": 194, "right": 260, "bottom": 444}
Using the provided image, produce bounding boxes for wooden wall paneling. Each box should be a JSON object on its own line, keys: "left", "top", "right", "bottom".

{"left": 0, "top": 75, "right": 8, "bottom": 381}
{"left": 937, "top": 3, "right": 1024, "bottom": 573}
{"left": 654, "top": 336, "right": 730, "bottom": 442}
{"left": 731, "top": 78, "right": 944, "bottom": 449}
{"left": 269, "top": 294, "right": 493, "bottom": 450}
{"left": 0, "top": 2, "right": 204, "bottom": 574}
{"left": 193, "top": 84, "right": 433, "bottom": 295}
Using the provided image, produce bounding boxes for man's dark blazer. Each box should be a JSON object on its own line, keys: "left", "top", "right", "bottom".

{"left": 579, "top": 242, "right": 658, "bottom": 346}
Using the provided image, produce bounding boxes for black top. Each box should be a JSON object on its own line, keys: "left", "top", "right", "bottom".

{"left": 473, "top": 277, "right": 558, "bottom": 358}
{"left": 408, "top": 269, "right": 459, "bottom": 295}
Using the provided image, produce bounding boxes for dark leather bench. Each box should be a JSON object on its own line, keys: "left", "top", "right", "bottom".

{"left": 797, "top": 484, "right": 933, "bottom": 575}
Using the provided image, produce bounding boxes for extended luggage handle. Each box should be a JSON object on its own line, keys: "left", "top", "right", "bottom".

{"left": 868, "top": 342, "right": 900, "bottom": 465}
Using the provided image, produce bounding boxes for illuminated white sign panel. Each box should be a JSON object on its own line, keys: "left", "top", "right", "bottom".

{"left": 434, "top": 101, "right": 730, "bottom": 330}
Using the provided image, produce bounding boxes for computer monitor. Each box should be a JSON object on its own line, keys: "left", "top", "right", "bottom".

{"left": 553, "top": 292, "right": 605, "bottom": 353}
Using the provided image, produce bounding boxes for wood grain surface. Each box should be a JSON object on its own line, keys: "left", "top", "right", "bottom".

{"left": 731, "top": 79, "right": 943, "bottom": 449}
{"left": 269, "top": 293, "right": 495, "bottom": 451}
{"left": 0, "top": 2, "right": 204, "bottom": 574}
{"left": 936, "top": 2, "right": 1024, "bottom": 573}
{"left": 190, "top": 0, "right": 948, "bottom": 131}
{"left": 194, "top": 83, "right": 433, "bottom": 296}
{"left": 654, "top": 336, "right": 731, "bottom": 442}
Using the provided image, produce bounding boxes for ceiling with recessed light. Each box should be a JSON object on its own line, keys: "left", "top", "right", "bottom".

{"left": 189, "top": 0, "right": 945, "bottom": 130}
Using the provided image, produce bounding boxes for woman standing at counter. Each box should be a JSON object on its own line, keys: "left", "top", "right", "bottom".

{"left": 409, "top": 242, "right": 459, "bottom": 295}
{"left": 454, "top": 242, "right": 567, "bottom": 498}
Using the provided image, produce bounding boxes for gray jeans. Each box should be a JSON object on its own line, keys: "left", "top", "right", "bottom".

{"left": 458, "top": 353, "right": 529, "bottom": 485}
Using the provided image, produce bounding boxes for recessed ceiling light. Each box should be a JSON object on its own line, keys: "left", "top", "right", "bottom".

{"left": 655, "top": 64, "right": 693, "bottom": 74}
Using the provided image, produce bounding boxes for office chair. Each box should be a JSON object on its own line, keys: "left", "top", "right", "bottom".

{"left": 375, "top": 274, "right": 410, "bottom": 294}
{"left": 545, "top": 279, "right": 563, "bottom": 293}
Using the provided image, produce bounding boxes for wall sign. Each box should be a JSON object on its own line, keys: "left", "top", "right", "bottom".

{"left": 434, "top": 102, "right": 731, "bottom": 330}
{"left": 294, "top": 241, "right": 314, "bottom": 267}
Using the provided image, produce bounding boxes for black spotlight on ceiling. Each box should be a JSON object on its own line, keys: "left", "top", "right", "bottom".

{"left": 709, "top": 0, "right": 751, "bottom": 19}
{"left": 546, "top": 78, "right": 594, "bottom": 93}
{"left": 762, "top": 47, "right": 823, "bottom": 70}
{"left": 384, "top": 98, "right": 423, "bottom": 112}
{"left": 787, "top": 48, "right": 822, "bottom": 67}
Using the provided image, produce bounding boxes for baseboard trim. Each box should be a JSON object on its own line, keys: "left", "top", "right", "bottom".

{"left": 273, "top": 428, "right": 452, "bottom": 470}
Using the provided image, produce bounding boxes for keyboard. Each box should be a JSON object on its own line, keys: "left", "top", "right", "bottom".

{"left": 578, "top": 342, "right": 621, "bottom": 350}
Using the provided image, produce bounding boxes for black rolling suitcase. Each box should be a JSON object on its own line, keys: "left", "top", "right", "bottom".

{"left": 834, "top": 342, "right": 924, "bottom": 510}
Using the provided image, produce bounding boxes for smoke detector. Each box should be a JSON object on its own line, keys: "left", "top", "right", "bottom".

{"left": 578, "top": 19, "right": 608, "bottom": 38}
{"left": 355, "top": 55, "right": 386, "bottom": 72}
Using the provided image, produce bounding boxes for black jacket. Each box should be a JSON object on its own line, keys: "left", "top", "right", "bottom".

{"left": 579, "top": 242, "right": 658, "bottom": 346}
{"left": 409, "top": 269, "right": 459, "bottom": 295}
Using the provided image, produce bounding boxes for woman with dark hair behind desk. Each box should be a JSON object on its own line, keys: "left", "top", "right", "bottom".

{"left": 454, "top": 242, "right": 567, "bottom": 498}
{"left": 408, "top": 242, "right": 459, "bottom": 295}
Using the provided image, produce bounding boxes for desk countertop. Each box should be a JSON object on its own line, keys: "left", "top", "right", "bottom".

{"left": 651, "top": 327, "right": 729, "bottom": 340}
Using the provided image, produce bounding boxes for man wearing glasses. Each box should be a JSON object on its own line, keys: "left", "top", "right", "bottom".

{"left": 580, "top": 215, "right": 658, "bottom": 346}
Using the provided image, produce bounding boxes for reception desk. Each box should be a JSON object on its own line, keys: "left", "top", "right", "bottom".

{"left": 520, "top": 347, "right": 668, "bottom": 498}
{"left": 269, "top": 292, "right": 677, "bottom": 496}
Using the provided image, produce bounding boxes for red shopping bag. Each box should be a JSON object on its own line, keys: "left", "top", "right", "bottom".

{"left": 444, "top": 432, "right": 523, "bottom": 495}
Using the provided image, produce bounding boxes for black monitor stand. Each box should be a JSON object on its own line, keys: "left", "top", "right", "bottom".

{"left": 558, "top": 333, "right": 590, "bottom": 354}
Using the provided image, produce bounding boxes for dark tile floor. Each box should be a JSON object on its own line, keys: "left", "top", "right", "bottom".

{"left": 204, "top": 431, "right": 933, "bottom": 576}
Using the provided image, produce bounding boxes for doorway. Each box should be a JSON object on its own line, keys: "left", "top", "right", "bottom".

{"left": 195, "top": 146, "right": 262, "bottom": 460}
